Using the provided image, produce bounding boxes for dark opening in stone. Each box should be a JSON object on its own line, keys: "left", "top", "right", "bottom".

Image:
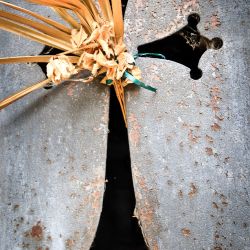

{"left": 137, "top": 13, "right": 223, "bottom": 80}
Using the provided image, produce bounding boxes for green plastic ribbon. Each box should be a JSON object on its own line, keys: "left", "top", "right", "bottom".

{"left": 106, "top": 53, "right": 165, "bottom": 92}
{"left": 133, "top": 53, "right": 166, "bottom": 60}
{"left": 123, "top": 71, "right": 157, "bottom": 92}
{"left": 106, "top": 72, "right": 157, "bottom": 92}
{"left": 106, "top": 79, "right": 113, "bottom": 85}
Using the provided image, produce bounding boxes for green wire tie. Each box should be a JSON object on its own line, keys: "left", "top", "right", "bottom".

{"left": 133, "top": 53, "right": 166, "bottom": 60}
{"left": 123, "top": 71, "right": 157, "bottom": 92}
{"left": 106, "top": 72, "right": 156, "bottom": 93}
{"left": 106, "top": 79, "right": 113, "bottom": 85}
{"left": 106, "top": 53, "right": 165, "bottom": 92}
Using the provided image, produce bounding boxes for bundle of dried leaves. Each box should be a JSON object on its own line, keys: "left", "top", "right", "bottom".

{"left": 0, "top": 0, "right": 143, "bottom": 125}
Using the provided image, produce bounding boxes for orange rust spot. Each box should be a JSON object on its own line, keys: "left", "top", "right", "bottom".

{"left": 205, "top": 147, "right": 214, "bottom": 156}
{"left": 188, "top": 130, "right": 200, "bottom": 144}
{"left": 31, "top": 222, "right": 43, "bottom": 240}
{"left": 188, "top": 183, "right": 198, "bottom": 198}
{"left": 210, "top": 86, "right": 221, "bottom": 95}
{"left": 66, "top": 82, "right": 76, "bottom": 97}
{"left": 211, "top": 123, "right": 221, "bottom": 131}
{"left": 128, "top": 113, "right": 141, "bottom": 147}
{"left": 92, "top": 190, "right": 101, "bottom": 210}
{"left": 66, "top": 238, "right": 75, "bottom": 248}
{"left": 137, "top": 176, "right": 147, "bottom": 191}
{"left": 210, "top": 14, "right": 221, "bottom": 29}
{"left": 209, "top": 86, "right": 221, "bottom": 112}
{"left": 153, "top": 244, "right": 159, "bottom": 250}
{"left": 181, "top": 228, "right": 191, "bottom": 237}
{"left": 139, "top": 205, "right": 154, "bottom": 226}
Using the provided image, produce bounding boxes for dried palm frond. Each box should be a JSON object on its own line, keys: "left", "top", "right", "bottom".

{"left": 0, "top": 0, "right": 143, "bottom": 126}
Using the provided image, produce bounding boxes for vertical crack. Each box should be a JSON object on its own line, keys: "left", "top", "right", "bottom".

{"left": 90, "top": 87, "right": 147, "bottom": 249}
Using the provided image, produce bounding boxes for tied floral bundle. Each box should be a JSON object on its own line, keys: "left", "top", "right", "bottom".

{"left": 0, "top": 0, "right": 157, "bottom": 126}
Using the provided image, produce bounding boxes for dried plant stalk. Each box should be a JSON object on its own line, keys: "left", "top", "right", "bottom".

{"left": 0, "top": 79, "right": 51, "bottom": 110}
{"left": 0, "top": 0, "right": 142, "bottom": 126}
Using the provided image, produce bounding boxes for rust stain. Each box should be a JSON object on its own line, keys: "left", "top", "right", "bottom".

{"left": 188, "top": 183, "right": 198, "bottom": 198}
{"left": 66, "top": 82, "right": 76, "bottom": 97}
{"left": 153, "top": 244, "right": 159, "bottom": 250}
{"left": 139, "top": 204, "right": 154, "bottom": 227}
{"left": 211, "top": 123, "right": 221, "bottom": 131}
{"left": 30, "top": 222, "right": 43, "bottom": 240}
{"left": 181, "top": 228, "right": 191, "bottom": 237}
{"left": 128, "top": 113, "right": 141, "bottom": 147}
{"left": 210, "top": 14, "right": 221, "bottom": 29}
{"left": 133, "top": 166, "right": 159, "bottom": 249}
{"left": 66, "top": 238, "right": 75, "bottom": 249}
{"left": 205, "top": 147, "right": 214, "bottom": 156}
{"left": 209, "top": 86, "right": 222, "bottom": 112}
{"left": 92, "top": 190, "right": 102, "bottom": 210}
{"left": 173, "top": 0, "right": 200, "bottom": 17}
{"left": 188, "top": 129, "right": 201, "bottom": 144}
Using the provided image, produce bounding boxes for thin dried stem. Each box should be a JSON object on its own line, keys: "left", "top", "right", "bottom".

{"left": 0, "top": 55, "right": 79, "bottom": 64}
{"left": 52, "top": 7, "right": 80, "bottom": 29}
{"left": 113, "top": 80, "right": 127, "bottom": 127}
{"left": 0, "top": 78, "right": 51, "bottom": 110}
{"left": 0, "top": 17, "right": 72, "bottom": 51}
{"left": 0, "top": 9, "right": 71, "bottom": 41}
{"left": 111, "top": 0, "right": 124, "bottom": 41}
{"left": 0, "top": 0, "right": 71, "bottom": 34}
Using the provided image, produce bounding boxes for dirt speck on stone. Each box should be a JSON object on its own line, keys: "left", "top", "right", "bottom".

{"left": 211, "top": 123, "right": 221, "bottom": 131}
{"left": 31, "top": 222, "right": 43, "bottom": 240}
{"left": 181, "top": 228, "right": 191, "bottom": 237}
{"left": 188, "top": 183, "right": 198, "bottom": 198}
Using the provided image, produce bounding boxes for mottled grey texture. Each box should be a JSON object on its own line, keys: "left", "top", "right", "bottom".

{"left": 0, "top": 2, "right": 109, "bottom": 250}
{"left": 125, "top": 0, "right": 250, "bottom": 249}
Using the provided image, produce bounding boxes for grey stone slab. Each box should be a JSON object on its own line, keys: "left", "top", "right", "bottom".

{"left": 0, "top": 2, "right": 109, "bottom": 250}
{"left": 125, "top": 0, "right": 250, "bottom": 249}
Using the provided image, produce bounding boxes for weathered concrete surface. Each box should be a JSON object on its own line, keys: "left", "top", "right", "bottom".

{"left": 125, "top": 0, "right": 250, "bottom": 249}
{"left": 0, "top": 2, "right": 109, "bottom": 250}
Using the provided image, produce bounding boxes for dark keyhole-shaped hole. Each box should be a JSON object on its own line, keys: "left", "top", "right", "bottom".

{"left": 137, "top": 13, "right": 223, "bottom": 79}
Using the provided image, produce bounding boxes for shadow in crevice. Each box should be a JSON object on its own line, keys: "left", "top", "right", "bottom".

{"left": 90, "top": 87, "right": 147, "bottom": 250}
{"left": 137, "top": 13, "right": 223, "bottom": 80}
